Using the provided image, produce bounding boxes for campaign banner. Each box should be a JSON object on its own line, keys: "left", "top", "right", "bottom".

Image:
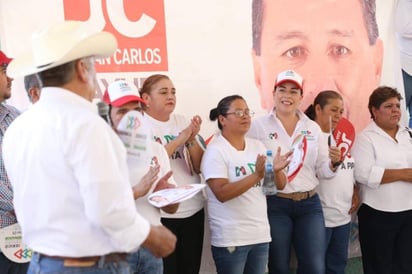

{"left": 63, "top": 0, "right": 168, "bottom": 73}
{"left": 0, "top": 0, "right": 407, "bottom": 137}
{"left": 0, "top": 224, "right": 32, "bottom": 263}
{"left": 0, "top": 0, "right": 407, "bottom": 269}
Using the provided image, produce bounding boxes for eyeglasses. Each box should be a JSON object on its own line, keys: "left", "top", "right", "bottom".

{"left": 226, "top": 109, "right": 255, "bottom": 118}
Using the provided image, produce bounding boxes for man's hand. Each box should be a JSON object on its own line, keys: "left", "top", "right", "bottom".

{"left": 143, "top": 225, "right": 176, "bottom": 258}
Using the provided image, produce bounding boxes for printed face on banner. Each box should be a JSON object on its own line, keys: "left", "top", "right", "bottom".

{"left": 63, "top": 0, "right": 168, "bottom": 72}
{"left": 251, "top": 0, "right": 383, "bottom": 132}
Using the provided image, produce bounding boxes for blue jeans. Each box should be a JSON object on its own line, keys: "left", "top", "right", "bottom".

{"left": 211, "top": 243, "right": 269, "bottom": 274}
{"left": 127, "top": 247, "right": 162, "bottom": 274}
{"left": 267, "top": 194, "right": 326, "bottom": 274}
{"left": 325, "top": 223, "right": 350, "bottom": 274}
{"left": 28, "top": 252, "right": 131, "bottom": 274}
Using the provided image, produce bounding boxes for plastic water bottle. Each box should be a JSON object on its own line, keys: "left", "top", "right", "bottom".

{"left": 262, "top": 150, "right": 277, "bottom": 195}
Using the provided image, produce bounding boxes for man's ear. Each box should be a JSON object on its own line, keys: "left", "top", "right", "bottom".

{"left": 76, "top": 59, "right": 90, "bottom": 82}
{"left": 29, "top": 88, "right": 41, "bottom": 103}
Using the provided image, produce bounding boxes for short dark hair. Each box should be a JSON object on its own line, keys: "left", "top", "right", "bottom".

{"left": 252, "top": 0, "right": 379, "bottom": 56}
{"left": 368, "top": 86, "right": 402, "bottom": 120}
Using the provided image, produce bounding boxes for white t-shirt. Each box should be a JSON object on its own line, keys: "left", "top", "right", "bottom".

{"left": 316, "top": 133, "right": 355, "bottom": 227}
{"left": 130, "top": 141, "right": 177, "bottom": 225}
{"left": 144, "top": 113, "right": 204, "bottom": 218}
{"left": 352, "top": 122, "right": 412, "bottom": 212}
{"left": 201, "top": 134, "right": 271, "bottom": 247}
{"left": 248, "top": 110, "right": 335, "bottom": 193}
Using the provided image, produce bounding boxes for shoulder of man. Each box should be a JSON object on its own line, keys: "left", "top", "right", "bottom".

{"left": 4, "top": 104, "right": 21, "bottom": 117}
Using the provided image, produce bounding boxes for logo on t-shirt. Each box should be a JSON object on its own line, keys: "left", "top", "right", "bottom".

{"left": 268, "top": 132, "right": 278, "bottom": 140}
{"left": 300, "top": 130, "right": 314, "bottom": 141}
{"left": 234, "top": 163, "right": 256, "bottom": 176}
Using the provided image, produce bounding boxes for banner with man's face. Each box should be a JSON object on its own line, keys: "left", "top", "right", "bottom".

{"left": 0, "top": 0, "right": 407, "bottom": 267}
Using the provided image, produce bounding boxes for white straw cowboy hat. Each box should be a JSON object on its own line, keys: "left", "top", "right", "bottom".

{"left": 7, "top": 20, "right": 117, "bottom": 78}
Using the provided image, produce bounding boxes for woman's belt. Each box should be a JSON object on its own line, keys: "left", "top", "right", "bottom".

{"left": 276, "top": 189, "right": 316, "bottom": 201}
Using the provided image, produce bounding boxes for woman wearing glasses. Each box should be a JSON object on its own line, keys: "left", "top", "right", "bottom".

{"left": 201, "top": 95, "right": 291, "bottom": 274}
{"left": 248, "top": 70, "right": 342, "bottom": 274}
{"left": 139, "top": 74, "right": 205, "bottom": 274}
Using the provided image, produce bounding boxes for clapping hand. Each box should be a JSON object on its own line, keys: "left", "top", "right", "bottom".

{"left": 132, "top": 164, "right": 160, "bottom": 199}
{"left": 254, "top": 154, "right": 266, "bottom": 179}
{"left": 188, "top": 115, "right": 202, "bottom": 141}
{"left": 273, "top": 147, "right": 292, "bottom": 172}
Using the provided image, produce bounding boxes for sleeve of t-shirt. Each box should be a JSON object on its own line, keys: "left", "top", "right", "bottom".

{"left": 201, "top": 142, "right": 229, "bottom": 182}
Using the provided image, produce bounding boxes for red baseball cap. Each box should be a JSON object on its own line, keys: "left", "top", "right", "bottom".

{"left": 103, "top": 80, "right": 147, "bottom": 107}
{"left": 274, "top": 70, "right": 303, "bottom": 90}
{"left": 0, "top": 50, "right": 12, "bottom": 68}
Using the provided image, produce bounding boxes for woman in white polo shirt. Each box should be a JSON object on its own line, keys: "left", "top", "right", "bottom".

{"left": 201, "top": 94, "right": 290, "bottom": 274}
{"left": 352, "top": 86, "right": 412, "bottom": 274}
{"left": 248, "top": 70, "right": 342, "bottom": 274}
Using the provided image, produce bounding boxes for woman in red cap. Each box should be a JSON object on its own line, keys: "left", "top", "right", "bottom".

{"left": 248, "top": 70, "right": 342, "bottom": 274}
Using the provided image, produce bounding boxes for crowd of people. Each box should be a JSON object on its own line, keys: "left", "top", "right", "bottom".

{"left": 1, "top": 18, "right": 412, "bottom": 274}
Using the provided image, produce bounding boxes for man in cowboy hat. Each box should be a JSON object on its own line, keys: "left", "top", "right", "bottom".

{"left": 3, "top": 21, "right": 176, "bottom": 274}
{"left": 0, "top": 50, "right": 29, "bottom": 274}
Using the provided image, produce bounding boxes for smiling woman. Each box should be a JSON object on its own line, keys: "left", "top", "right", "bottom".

{"left": 248, "top": 69, "right": 342, "bottom": 274}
